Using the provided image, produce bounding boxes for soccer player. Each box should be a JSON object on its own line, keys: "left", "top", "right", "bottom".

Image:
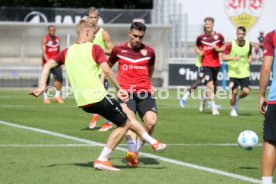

{"left": 87, "top": 7, "right": 113, "bottom": 131}
{"left": 108, "top": 22, "right": 157, "bottom": 167}
{"left": 29, "top": 20, "right": 166, "bottom": 171}
{"left": 179, "top": 55, "right": 204, "bottom": 107}
{"left": 221, "top": 26, "right": 252, "bottom": 117}
{"left": 194, "top": 17, "right": 225, "bottom": 115}
{"left": 259, "top": 29, "right": 276, "bottom": 184}
{"left": 41, "top": 25, "right": 64, "bottom": 104}
{"left": 251, "top": 43, "right": 263, "bottom": 63}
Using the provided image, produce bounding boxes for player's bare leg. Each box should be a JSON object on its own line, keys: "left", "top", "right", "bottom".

{"left": 180, "top": 78, "right": 202, "bottom": 108}
{"left": 230, "top": 88, "right": 238, "bottom": 117}
{"left": 54, "top": 80, "right": 64, "bottom": 104}
{"left": 123, "top": 105, "right": 165, "bottom": 167}
{"left": 94, "top": 120, "right": 130, "bottom": 171}
{"left": 261, "top": 141, "right": 276, "bottom": 184}
{"left": 206, "top": 81, "right": 219, "bottom": 115}
{"left": 233, "top": 87, "right": 250, "bottom": 115}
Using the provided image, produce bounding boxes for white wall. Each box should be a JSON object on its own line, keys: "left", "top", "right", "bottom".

{"left": 174, "top": 0, "right": 276, "bottom": 42}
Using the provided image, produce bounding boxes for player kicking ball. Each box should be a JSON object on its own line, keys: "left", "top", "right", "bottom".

{"left": 29, "top": 20, "right": 166, "bottom": 171}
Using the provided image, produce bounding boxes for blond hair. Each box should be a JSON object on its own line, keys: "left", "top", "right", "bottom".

{"left": 87, "top": 7, "right": 99, "bottom": 16}
{"left": 76, "top": 19, "right": 94, "bottom": 34}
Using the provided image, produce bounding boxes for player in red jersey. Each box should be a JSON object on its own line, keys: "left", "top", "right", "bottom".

{"left": 195, "top": 17, "right": 225, "bottom": 115}
{"left": 108, "top": 22, "right": 157, "bottom": 167}
{"left": 29, "top": 20, "right": 166, "bottom": 171}
{"left": 259, "top": 30, "right": 276, "bottom": 184}
{"left": 41, "top": 25, "right": 64, "bottom": 104}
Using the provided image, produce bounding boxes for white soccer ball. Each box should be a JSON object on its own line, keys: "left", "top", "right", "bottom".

{"left": 237, "top": 130, "right": 258, "bottom": 150}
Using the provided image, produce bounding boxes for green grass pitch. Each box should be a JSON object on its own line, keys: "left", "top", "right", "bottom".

{"left": 0, "top": 89, "right": 264, "bottom": 183}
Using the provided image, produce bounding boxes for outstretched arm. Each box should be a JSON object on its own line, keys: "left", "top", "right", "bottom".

{"left": 259, "top": 56, "right": 273, "bottom": 114}
{"left": 29, "top": 60, "right": 58, "bottom": 97}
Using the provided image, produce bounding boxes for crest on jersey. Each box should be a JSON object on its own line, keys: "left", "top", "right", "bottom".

{"left": 213, "top": 35, "right": 218, "bottom": 40}
{"left": 141, "top": 49, "right": 147, "bottom": 56}
{"left": 225, "top": 0, "right": 264, "bottom": 31}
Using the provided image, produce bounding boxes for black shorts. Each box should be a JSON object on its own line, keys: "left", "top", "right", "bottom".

{"left": 46, "top": 65, "right": 63, "bottom": 85}
{"left": 119, "top": 93, "right": 157, "bottom": 120}
{"left": 229, "top": 77, "right": 250, "bottom": 90}
{"left": 82, "top": 95, "right": 127, "bottom": 127}
{"left": 264, "top": 104, "right": 276, "bottom": 142}
{"left": 200, "top": 67, "right": 220, "bottom": 84}
{"left": 198, "top": 67, "right": 204, "bottom": 80}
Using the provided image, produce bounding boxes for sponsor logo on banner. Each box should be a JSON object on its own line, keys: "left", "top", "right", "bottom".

{"left": 225, "top": 0, "right": 264, "bottom": 31}
{"left": 24, "top": 11, "right": 48, "bottom": 23}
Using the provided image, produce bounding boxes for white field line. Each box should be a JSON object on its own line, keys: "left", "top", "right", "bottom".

{"left": 0, "top": 120, "right": 260, "bottom": 184}
{"left": 0, "top": 143, "right": 262, "bottom": 147}
{"left": 0, "top": 104, "right": 260, "bottom": 111}
{"left": 0, "top": 144, "right": 94, "bottom": 147}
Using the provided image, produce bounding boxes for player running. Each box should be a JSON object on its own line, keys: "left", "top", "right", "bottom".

{"left": 194, "top": 17, "right": 225, "bottom": 115}
{"left": 221, "top": 26, "right": 252, "bottom": 117}
{"left": 41, "top": 25, "right": 64, "bottom": 104}
{"left": 87, "top": 7, "right": 114, "bottom": 131}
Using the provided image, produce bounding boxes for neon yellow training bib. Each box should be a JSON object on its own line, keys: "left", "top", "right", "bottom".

{"left": 228, "top": 40, "right": 250, "bottom": 78}
{"left": 65, "top": 42, "right": 107, "bottom": 106}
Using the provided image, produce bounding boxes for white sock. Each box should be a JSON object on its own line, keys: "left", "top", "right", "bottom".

{"left": 127, "top": 140, "right": 137, "bottom": 152}
{"left": 262, "top": 176, "right": 272, "bottom": 184}
{"left": 183, "top": 91, "right": 190, "bottom": 100}
{"left": 136, "top": 139, "right": 145, "bottom": 151}
{"left": 210, "top": 101, "right": 216, "bottom": 109}
{"left": 97, "top": 146, "right": 112, "bottom": 161}
{"left": 141, "top": 132, "right": 157, "bottom": 145}
{"left": 231, "top": 105, "right": 235, "bottom": 110}
{"left": 43, "top": 92, "right": 48, "bottom": 99}
{"left": 55, "top": 90, "right": 61, "bottom": 97}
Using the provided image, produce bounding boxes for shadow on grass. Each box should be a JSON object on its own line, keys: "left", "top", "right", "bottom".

{"left": 121, "top": 157, "right": 160, "bottom": 165}
{"left": 238, "top": 113, "right": 252, "bottom": 116}
{"left": 42, "top": 157, "right": 165, "bottom": 170}
{"left": 80, "top": 127, "right": 101, "bottom": 131}
{"left": 238, "top": 166, "right": 258, "bottom": 170}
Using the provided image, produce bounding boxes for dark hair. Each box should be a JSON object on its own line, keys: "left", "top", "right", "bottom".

{"left": 204, "top": 17, "right": 214, "bottom": 23}
{"left": 48, "top": 25, "right": 55, "bottom": 30}
{"left": 237, "top": 26, "right": 246, "bottom": 33}
{"left": 130, "top": 22, "right": 147, "bottom": 32}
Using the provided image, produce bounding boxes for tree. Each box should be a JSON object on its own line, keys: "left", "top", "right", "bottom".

{"left": 0, "top": 0, "right": 153, "bottom": 9}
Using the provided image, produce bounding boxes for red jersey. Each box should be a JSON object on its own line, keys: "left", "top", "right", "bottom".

{"left": 42, "top": 34, "right": 60, "bottom": 65}
{"left": 196, "top": 32, "right": 225, "bottom": 67}
{"left": 263, "top": 31, "right": 276, "bottom": 57}
{"left": 108, "top": 42, "right": 155, "bottom": 93}
{"left": 51, "top": 44, "right": 107, "bottom": 65}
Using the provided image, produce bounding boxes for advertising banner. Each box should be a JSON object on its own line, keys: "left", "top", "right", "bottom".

{"left": 168, "top": 63, "right": 269, "bottom": 88}
{"left": 0, "top": 7, "right": 151, "bottom": 24}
